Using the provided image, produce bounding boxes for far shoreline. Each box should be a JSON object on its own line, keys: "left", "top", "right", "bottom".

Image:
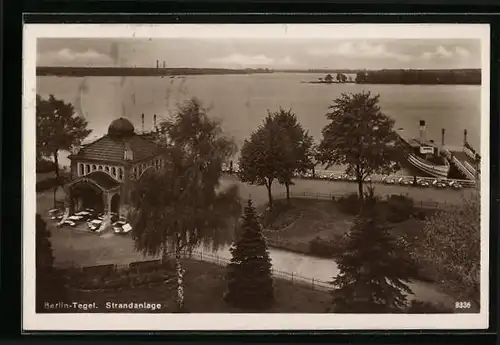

{"left": 36, "top": 66, "right": 481, "bottom": 85}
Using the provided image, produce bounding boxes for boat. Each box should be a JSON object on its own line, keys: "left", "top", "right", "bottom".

{"left": 397, "top": 120, "right": 450, "bottom": 179}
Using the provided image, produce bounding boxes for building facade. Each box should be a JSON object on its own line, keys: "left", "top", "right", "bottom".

{"left": 65, "top": 118, "right": 166, "bottom": 219}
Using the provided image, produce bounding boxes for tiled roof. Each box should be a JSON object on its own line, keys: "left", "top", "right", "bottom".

{"left": 71, "top": 134, "right": 162, "bottom": 163}
{"left": 84, "top": 171, "right": 121, "bottom": 190}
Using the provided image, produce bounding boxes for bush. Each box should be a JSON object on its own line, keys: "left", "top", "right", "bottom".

{"left": 407, "top": 255, "right": 438, "bottom": 283}
{"left": 415, "top": 210, "right": 427, "bottom": 221}
{"left": 309, "top": 235, "right": 347, "bottom": 259}
{"left": 336, "top": 193, "right": 361, "bottom": 215}
{"left": 385, "top": 194, "right": 414, "bottom": 223}
{"left": 407, "top": 300, "right": 453, "bottom": 313}
{"left": 36, "top": 175, "right": 69, "bottom": 192}
{"left": 309, "top": 237, "right": 335, "bottom": 258}
{"left": 65, "top": 262, "right": 176, "bottom": 291}
{"left": 260, "top": 201, "right": 292, "bottom": 228}
{"left": 36, "top": 159, "right": 56, "bottom": 173}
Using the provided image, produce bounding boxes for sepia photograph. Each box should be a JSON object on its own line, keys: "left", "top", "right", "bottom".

{"left": 23, "top": 23, "right": 490, "bottom": 331}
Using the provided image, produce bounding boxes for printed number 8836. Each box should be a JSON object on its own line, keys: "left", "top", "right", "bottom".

{"left": 455, "top": 301, "right": 472, "bottom": 309}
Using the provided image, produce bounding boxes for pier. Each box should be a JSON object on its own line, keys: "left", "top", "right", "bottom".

{"left": 440, "top": 129, "right": 480, "bottom": 182}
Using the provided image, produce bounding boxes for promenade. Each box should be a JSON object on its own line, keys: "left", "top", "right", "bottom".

{"left": 218, "top": 175, "right": 473, "bottom": 208}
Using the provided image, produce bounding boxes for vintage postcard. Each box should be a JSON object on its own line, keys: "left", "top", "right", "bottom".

{"left": 23, "top": 23, "right": 490, "bottom": 331}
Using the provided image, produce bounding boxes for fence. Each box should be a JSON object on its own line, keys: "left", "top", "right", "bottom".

{"left": 65, "top": 250, "right": 334, "bottom": 294}
{"left": 187, "top": 250, "right": 334, "bottom": 293}
{"left": 223, "top": 169, "right": 476, "bottom": 188}
{"left": 275, "top": 191, "right": 451, "bottom": 210}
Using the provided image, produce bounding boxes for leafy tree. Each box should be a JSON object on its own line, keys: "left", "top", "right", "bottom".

{"left": 36, "top": 214, "right": 67, "bottom": 312}
{"left": 318, "top": 91, "right": 401, "bottom": 202}
{"left": 272, "top": 109, "right": 315, "bottom": 204}
{"left": 225, "top": 199, "right": 274, "bottom": 310}
{"left": 130, "top": 98, "right": 242, "bottom": 312}
{"left": 238, "top": 109, "right": 314, "bottom": 208}
{"left": 355, "top": 71, "right": 368, "bottom": 83}
{"left": 331, "top": 195, "right": 414, "bottom": 313}
{"left": 324, "top": 73, "right": 334, "bottom": 83}
{"left": 36, "top": 95, "right": 92, "bottom": 206}
{"left": 336, "top": 73, "right": 348, "bottom": 83}
{"left": 36, "top": 94, "right": 92, "bottom": 179}
{"left": 413, "top": 189, "right": 480, "bottom": 309}
{"left": 238, "top": 114, "right": 284, "bottom": 210}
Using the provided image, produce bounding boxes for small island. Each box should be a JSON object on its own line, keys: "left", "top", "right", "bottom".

{"left": 304, "top": 73, "right": 356, "bottom": 84}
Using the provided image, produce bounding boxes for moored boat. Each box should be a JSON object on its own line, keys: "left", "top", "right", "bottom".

{"left": 397, "top": 120, "right": 450, "bottom": 179}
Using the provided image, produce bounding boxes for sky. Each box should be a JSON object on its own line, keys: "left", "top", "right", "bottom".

{"left": 37, "top": 38, "right": 481, "bottom": 70}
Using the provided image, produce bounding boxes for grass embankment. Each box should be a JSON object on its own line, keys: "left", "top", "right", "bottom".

{"left": 261, "top": 198, "right": 427, "bottom": 259}
{"left": 66, "top": 259, "right": 332, "bottom": 313}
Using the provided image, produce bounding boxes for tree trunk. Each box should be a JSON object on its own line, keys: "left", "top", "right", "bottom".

{"left": 266, "top": 179, "right": 273, "bottom": 211}
{"left": 285, "top": 182, "right": 291, "bottom": 205}
{"left": 53, "top": 187, "right": 57, "bottom": 209}
{"left": 53, "top": 150, "right": 60, "bottom": 208}
{"left": 357, "top": 179, "right": 364, "bottom": 202}
{"left": 53, "top": 150, "right": 60, "bottom": 180}
{"left": 175, "top": 243, "right": 185, "bottom": 312}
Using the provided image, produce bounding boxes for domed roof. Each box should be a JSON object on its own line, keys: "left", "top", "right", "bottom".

{"left": 108, "top": 118, "right": 135, "bottom": 137}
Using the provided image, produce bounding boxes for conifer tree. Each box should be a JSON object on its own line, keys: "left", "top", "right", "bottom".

{"left": 225, "top": 199, "right": 275, "bottom": 310}
{"left": 36, "top": 214, "right": 67, "bottom": 312}
{"left": 331, "top": 196, "right": 414, "bottom": 313}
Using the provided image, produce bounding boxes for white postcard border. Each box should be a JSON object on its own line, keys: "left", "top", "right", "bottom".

{"left": 23, "top": 23, "right": 490, "bottom": 331}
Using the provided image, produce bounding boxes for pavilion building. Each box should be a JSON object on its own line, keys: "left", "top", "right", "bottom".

{"left": 64, "top": 117, "right": 167, "bottom": 220}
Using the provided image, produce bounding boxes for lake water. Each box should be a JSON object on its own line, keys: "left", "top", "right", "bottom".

{"left": 37, "top": 73, "right": 481, "bottom": 168}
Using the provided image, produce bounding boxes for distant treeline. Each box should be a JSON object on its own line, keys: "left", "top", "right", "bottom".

{"left": 36, "top": 67, "right": 274, "bottom": 77}
{"left": 37, "top": 67, "right": 482, "bottom": 85}
{"left": 279, "top": 69, "right": 361, "bottom": 74}
{"left": 355, "top": 69, "right": 481, "bottom": 85}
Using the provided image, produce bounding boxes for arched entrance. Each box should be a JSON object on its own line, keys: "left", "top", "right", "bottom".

{"left": 66, "top": 171, "right": 122, "bottom": 219}
{"left": 71, "top": 182, "right": 104, "bottom": 213}
{"left": 110, "top": 193, "right": 121, "bottom": 216}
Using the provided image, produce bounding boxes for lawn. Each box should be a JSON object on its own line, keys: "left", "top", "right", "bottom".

{"left": 262, "top": 198, "right": 426, "bottom": 257}
{"left": 262, "top": 198, "right": 354, "bottom": 254}
{"left": 66, "top": 259, "right": 332, "bottom": 313}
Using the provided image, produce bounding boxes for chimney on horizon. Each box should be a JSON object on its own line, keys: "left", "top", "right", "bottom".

{"left": 419, "top": 120, "right": 426, "bottom": 143}
{"left": 141, "top": 113, "right": 145, "bottom": 133}
{"left": 156, "top": 60, "right": 159, "bottom": 68}
{"left": 463, "top": 129, "right": 468, "bottom": 147}
{"left": 163, "top": 61, "right": 166, "bottom": 68}
{"left": 154, "top": 114, "right": 157, "bottom": 131}
{"left": 441, "top": 128, "right": 445, "bottom": 146}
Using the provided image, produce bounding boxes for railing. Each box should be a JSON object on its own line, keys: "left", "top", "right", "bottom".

{"left": 451, "top": 156, "right": 476, "bottom": 181}
{"left": 464, "top": 146, "right": 476, "bottom": 161}
{"left": 464, "top": 141, "right": 477, "bottom": 156}
{"left": 464, "top": 161, "right": 478, "bottom": 176}
{"left": 187, "top": 250, "right": 334, "bottom": 293}
{"left": 63, "top": 251, "right": 334, "bottom": 294}
{"left": 274, "top": 191, "right": 451, "bottom": 210}
{"left": 225, "top": 170, "right": 475, "bottom": 188}
{"left": 440, "top": 146, "right": 452, "bottom": 160}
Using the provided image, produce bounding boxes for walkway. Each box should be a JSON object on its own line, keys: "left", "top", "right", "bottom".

{"left": 219, "top": 175, "right": 473, "bottom": 209}
{"left": 49, "top": 226, "right": 456, "bottom": 309}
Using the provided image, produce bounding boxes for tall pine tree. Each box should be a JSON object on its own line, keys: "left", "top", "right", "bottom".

{"left": 331, "top": 196, "right": 414, "bottom": 313}
{"left": 225, "top": 199, "right": 275, "bottom": 310}
{"left": 36, "top": 214, "right": 67, "bottom": 312}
